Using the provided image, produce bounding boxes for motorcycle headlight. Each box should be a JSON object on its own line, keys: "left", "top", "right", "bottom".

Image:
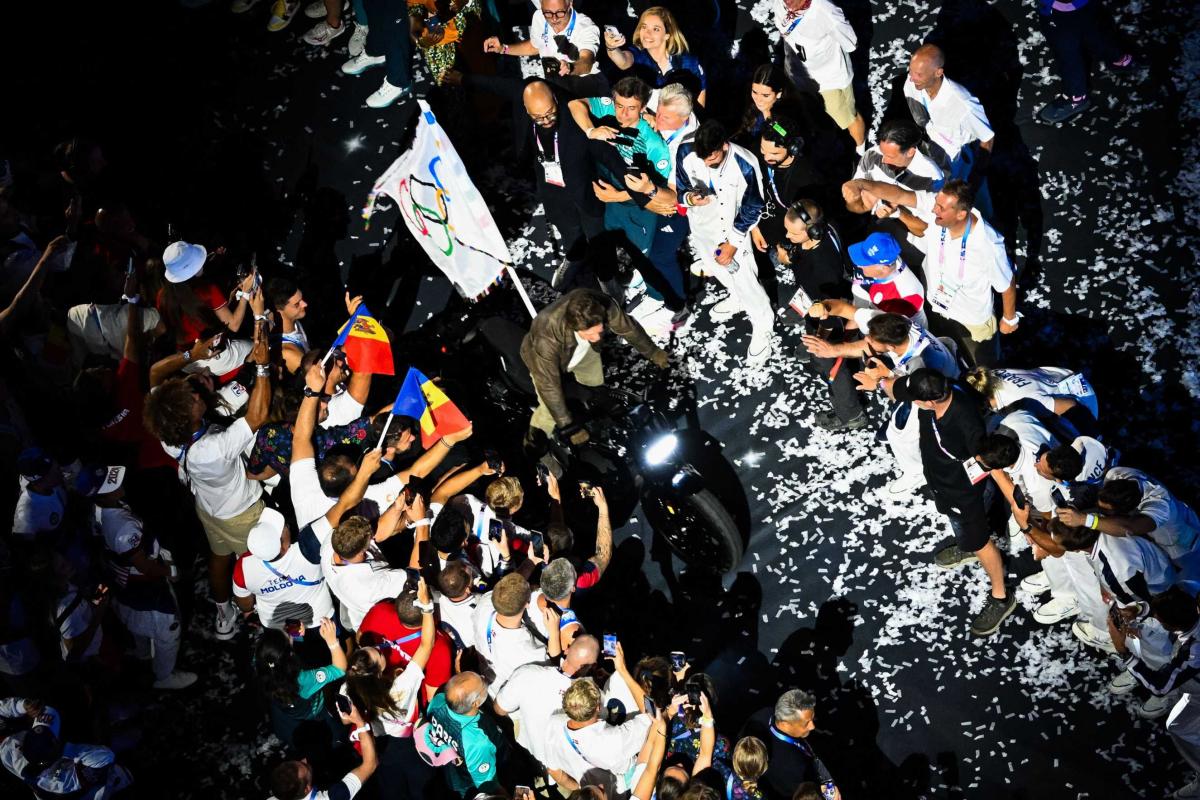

{"left": 644, "top": 433, "right": 678, "bottom": 467}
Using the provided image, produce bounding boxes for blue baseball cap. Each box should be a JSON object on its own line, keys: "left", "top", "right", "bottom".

{"left": 848, "top": 233, "right": 901, "bottom": 267}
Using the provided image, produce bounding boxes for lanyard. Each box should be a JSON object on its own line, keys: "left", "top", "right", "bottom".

{"left": 928, "top": 408, "right": 961, "bottom": 461}
{"left": 726, "top": 774, "right": 734, "bottom": 800}
{"left": 486, "top": 611, "right": 497, "bottom": 653}
{"left": 261, "top": 558, "right": 324, "bottom": 587}
{"left": 664, "top": 125, "right": 687, "bottom": 146}
{"left": 542, "top": 9, "right": 577, "bottom": 47}
{"left": 894, "top": 328, "right": 930, "bottom": 371}
{"left": 533, "top": 128, "right": 560, "bottom": 163}
{"left": 175, "top": 422, "right": 208, "bottom": 464}
{"left": 938, "top": 216, "right": 973, "bottom": 281}
{"left": 766, "top": 165, "right": 783, "bottom": 206}
{"left": 380, "top": 629, "right": 422, "bottom": 661}
{"left": 769, "top": 720, "right": 813, "bottom": 756}
{"left": 563, "top": 724, "right": 585, "bottom": 756}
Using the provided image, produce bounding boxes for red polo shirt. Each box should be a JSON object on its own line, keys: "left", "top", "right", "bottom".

{"left": 358, "top": 600, "right": 453, "bottom": 695}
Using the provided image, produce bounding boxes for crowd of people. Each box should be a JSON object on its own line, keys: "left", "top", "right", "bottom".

{"left": 3, "top": 0, "right": 1189, "bottom": 799}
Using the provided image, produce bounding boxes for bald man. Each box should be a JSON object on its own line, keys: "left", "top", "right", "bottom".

{"left": 522, "top": 80, "right": 606, "bottom": 289}
{"left": 902, "top": 44, "right": 994, "bottom": 186}
{"left": 422, "top": 671, "right": 509, "bottom": 795}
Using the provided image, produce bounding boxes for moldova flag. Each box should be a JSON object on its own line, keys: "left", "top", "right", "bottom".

{"left": 392, "top": 367, "right": 470, "bottom": 447}
{"left": 332, "top": 304, "right": 394, "bottom": 376}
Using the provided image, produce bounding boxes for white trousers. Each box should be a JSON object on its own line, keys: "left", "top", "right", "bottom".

{"left": 695, "top": 239, "right": 774, "bottom": 339}
{"left": 1168, "top": 692, "right": 1200, "bottom": 774}
{"left": 114, "top": 602, "right": 181, "bottom": 681}
{"left": 1043, "top": 551, "right": 1107, "bottom": 628}
{"left": 885, "top": 403, "right": 923, "bottom": 477}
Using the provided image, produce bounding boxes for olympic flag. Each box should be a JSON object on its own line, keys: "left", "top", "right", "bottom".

{"left": 365, "top": 101, "right": 515, "bottom": 303}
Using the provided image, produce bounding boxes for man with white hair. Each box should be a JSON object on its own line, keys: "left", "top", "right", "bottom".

{"left": 742, "top": 688, "right": 840, "bottom": 799}
{"left": 494, "top": 634, "right": 600, "bottom": 767}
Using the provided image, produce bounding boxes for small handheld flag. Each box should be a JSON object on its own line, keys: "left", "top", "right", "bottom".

{"left": 388, "top": 367, "right": 470, "bottom": 448}
{"left": 331, "top": 303, "right": 394, "bottom": 376}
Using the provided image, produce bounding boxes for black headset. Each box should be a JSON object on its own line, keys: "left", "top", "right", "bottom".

{"left": 768, "top": 120, "right": 805, "bottom": 159}
{"left": 789, "top": 200, "right": 825, "bottom": 241}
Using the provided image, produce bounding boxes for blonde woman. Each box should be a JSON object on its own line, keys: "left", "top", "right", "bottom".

{"left": 604, "top": 7, "right": 706, "bottom": 106}
{"left": 728, "top": 735, "right": 769, "bottom": 799}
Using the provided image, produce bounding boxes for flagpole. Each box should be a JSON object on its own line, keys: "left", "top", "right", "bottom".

{"left": 376, "top": 414, "right": 394, "bottom": 449}
{"left": 504, "top": 265, "right": 537, "bottom": 319}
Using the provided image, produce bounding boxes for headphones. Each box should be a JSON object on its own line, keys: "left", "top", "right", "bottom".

{"left": 789, "top": 201, "right": 825, "bottom": 241}
{"left": 768, "top": 121, "right": 805, "bottom": 159}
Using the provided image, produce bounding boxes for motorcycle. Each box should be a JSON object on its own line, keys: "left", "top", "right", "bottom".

{"left": 420, "top": 286, "right": 744, "bottom": 574}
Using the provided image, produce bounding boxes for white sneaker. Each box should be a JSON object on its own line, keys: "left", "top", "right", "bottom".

{"left": 1176, "top": 776, "right": 1200, "bottom": 799}
{"left": 366, "top": 79, "right": 411, "bottom": 108}
{"left": 1137, "top": 691, "right": 1180, "bottom": 720}
{"left": 267, "top": 0, "right": 300, "bottom": 31}
{"left": 341, "top": 52, "right": 386, "bottom": 75}
{"left": 1032, "top": 595, "right": 1079, "bottom": 624}
{"left": 303, "top": 18, "right": 347, "bottom": 45}
{"left": 746, "top": 332, "right": 772, "bottom": 365}
{"left": 887, "top": 471, "right": 924, "bottom": 495}
{"left": 1071, "top": 620, "right": 1116, "bottom": 653}
{"left": 709, "top": 297, "right": 739, "bottom": 321}
{"left": 1107, "top": 669, "right": 1138, "bottom": 695}
{"left": 1018, "top": 571, "right": 1051, "bottom": 594}
{"left": 215, "top": 604, "right": 238, "bottom": 641}
{"left": 231, "top": 0, "right": 263, "bottom": 12}
{"left": 303, "top": 0, "right": 326, "bottom": 17}
{"left": 348, "top": 24, "right": 368, "bottom": 56}
{"left": 153, "top": 670, "right": 199, "bottom": 690}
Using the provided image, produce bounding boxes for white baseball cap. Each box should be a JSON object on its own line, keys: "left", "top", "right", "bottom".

{"left": 247, "top": 507, "right": 286, "bottom": 560}
{"left": 96, "top": 465, "right": 126, "bottom": 495}
{"left": 162, "top": 241, "right": 207, "bottom": 284}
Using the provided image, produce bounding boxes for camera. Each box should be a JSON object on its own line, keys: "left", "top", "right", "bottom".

{"left": 483, "top": 450, "right": 503, "bottom": 473}
{"left": 1052, "top": 483, "right": 1099, "bottom": 512}
{"left": 553, "top": 34, "right": 580, "bottom": 61}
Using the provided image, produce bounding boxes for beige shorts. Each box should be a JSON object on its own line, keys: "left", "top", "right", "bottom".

{"left": 195, "top": 498, "right": 264, "bottom": 556}
{"left": 820, "top": 86, "right": 858, "bottom": 130}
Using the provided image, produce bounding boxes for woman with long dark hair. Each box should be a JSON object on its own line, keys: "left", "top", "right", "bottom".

{"left": 339, "top": 578, "right": 437, "bottom": 800}
{"left": 737, "top": 64, "right": 803, "bottom": 145}
{"left": 253, "top": 617, "right": 348, "bottom": 747}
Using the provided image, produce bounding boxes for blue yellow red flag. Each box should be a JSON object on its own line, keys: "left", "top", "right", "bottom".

{"left": 332, "top": 304, "right": 394, "bottom": 376}
{"left": 391, "top": 367, "right": 470, "bottom": 448}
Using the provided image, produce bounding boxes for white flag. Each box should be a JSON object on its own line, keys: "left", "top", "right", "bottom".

{"left": 366, "top": 101, "right": 511, "bottom": 300}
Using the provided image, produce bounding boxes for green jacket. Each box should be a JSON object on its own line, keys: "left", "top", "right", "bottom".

{"left": 423, "top": 692, "right": 507, "bottom": 795}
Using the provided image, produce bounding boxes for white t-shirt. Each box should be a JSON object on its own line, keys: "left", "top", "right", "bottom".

{"left": 233, "top": 518, "right": 335, "bottom": 627}
{"left": 322, "top": 534, "right": 411, "bottom": 631}
{"left": 12, "top": 482, "right": 66, "bottom": 539}
{"left": 528, "top": 590, "right": 582, "bottom": 641}
{"left": 289, "top": 456, "right": 407, "bottom": 529}
{"left": 163, "top": 418, "right": 261, "bottom": 519}
{"left": 1105, "top": 468, "right": 1200, "bottom": 560}
{"left": 56, "top": 590, "right": 102, "bottom": 661}
{"left": 339, "top": 663, "right": 424, "bottom": 738}
{"left": 902, "top": 75, "right": 993, "bottom": 164}
{"left": 994, "top": 409, "right": 1057, "bottom": 513}
{"left": 322, "top": 390, "right": 364, "bottom": 429}
{"left": 912, "top": 193, "right": 1013, "bottom": 327}
{"left": 990, "top": 367, "right": 1096, "bottom": 414}
{"left": 472, "top": 593, "right": 547, "bottom": 697}
{"left": 495, "top": 662, "right": 572, "bottom": 765}
{"left": 267, "top": 774, "right": 362, "bottom": 800}
{"left": 437, "top": 592, "right": 480, "bottom": 651}
{"left": 431, "top": 495, "right": 526, "bottom": 580}
{"left": 772, "top": 0, "right": 857, "bottom": 90}
{"left": 541, "top": 710, "right": 652, "bottom": 791}
{"left": 531, "top": 9, "right": 601, "bottom": 76}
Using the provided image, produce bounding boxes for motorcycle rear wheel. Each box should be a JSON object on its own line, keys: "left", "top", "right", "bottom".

{"left": 641, "top": 488, "right": 743, "bottom": 574}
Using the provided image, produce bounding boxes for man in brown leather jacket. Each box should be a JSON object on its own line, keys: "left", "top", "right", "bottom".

{"left": 521, "top": 288, "right": 669, "bottom": 445}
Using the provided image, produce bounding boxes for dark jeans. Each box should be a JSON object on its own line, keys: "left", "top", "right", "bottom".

{"left": 812, "top": 354, "right": 863, "bottom": 423}
{"left": 543, "top": 190, "right": 605, "bottom": 263}
{"left": 927, "top": 310, "right": 1000, "bottom": 369}
{"left": 363, "top": 0, "right": 413, "bottom": 87}
{"left": 1039, "top": 3, "right": 1126, "bottom": 98}
{"left": 371, "top": 734, "right": 434, "bottom": 800}
{"left": 645, "top": 212, "right": 689, "bottom": 311}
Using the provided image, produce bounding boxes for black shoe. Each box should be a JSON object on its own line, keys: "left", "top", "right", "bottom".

{"left": 669, "top": 305, "right": 691, "bottom": 330}
{"left": 934, "top": 544, "right": 978, "bottom": 569}
{"left": 970, "top": 592, "right": 1018, "bottom": 637}
{"left": 1037, "top": 95, "right": 1091, "bottom": 124}
{"left": 814, "top": 410, "right": 868, "bottom": 432}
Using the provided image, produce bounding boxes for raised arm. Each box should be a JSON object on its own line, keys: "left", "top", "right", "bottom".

{"left": 244, "top": 321, "right": 273, "bottom": 432}
{"left": 411, "top": 577, "right": 437, "bottom": 669}
{"left": 0, "top": 237, "right": 67, "bottom": 335}
{"left": 398, "top": 423, "right": 474, "bottom": 482}
{"left": 293, "top": 362, "right": 326, "bottom": 462}
{"left": 148, "top": 334, "right": 219, "bottom": 387}
{"left": 589, "top": 486, "right": 613, "bottom": 578}
{"left": 845, "top": 179, "right": 917, "bottom": 209}
{"left": 326, "top": 448, "right": 384, "bottom": 528}
{"left": 431, "top": 461, "right": 496, "bottom": 506}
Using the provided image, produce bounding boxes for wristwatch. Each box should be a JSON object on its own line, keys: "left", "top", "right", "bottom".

{"left": 303, "top": 386, "right": 323, "bottom": 398}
